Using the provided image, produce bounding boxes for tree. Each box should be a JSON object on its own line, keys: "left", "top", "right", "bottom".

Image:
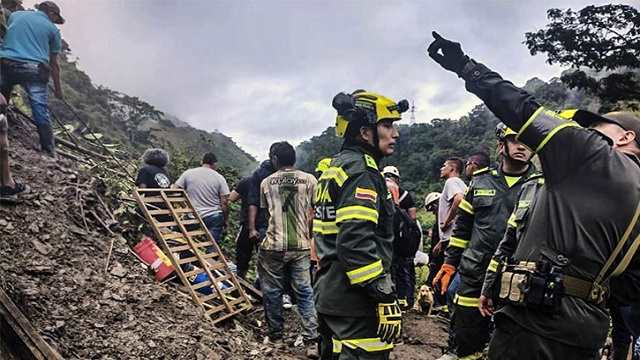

{"left": 524, "top": 4, "right": 640, "bottom": 111}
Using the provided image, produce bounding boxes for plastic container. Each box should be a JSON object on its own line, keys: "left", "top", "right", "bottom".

{"left": 133, "top": 237, "right": 175, "bottom": 281}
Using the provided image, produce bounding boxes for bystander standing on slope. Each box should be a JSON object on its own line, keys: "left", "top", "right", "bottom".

{"left": 175, "top": 152, "right": 230, "bottom": 243}
{"left": 0, "top": 1, "right": 64, "bottom": 156}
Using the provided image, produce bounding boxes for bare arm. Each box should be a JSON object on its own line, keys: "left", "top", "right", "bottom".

{"left": 49, "top": 53, "right": 63, "bottom": 99}
{"left": 443, "top": 192, "right": 463, "bottom": 229}
{"left": 407, "top": 207, "right": 417, "bottom": 221}
{"left": 220, "top": 194, "right": 229, "bottom": 225}
{"left": 228, "top": 190, "right": 241, "bottom": 203}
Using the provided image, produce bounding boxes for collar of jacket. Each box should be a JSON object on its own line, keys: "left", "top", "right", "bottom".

{"left": 341, "top": 142, "right": 382, "bottom": 167}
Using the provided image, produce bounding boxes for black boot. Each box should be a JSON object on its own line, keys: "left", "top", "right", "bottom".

{"left": 36, "top": 123, "right": 56, "bottom": 156}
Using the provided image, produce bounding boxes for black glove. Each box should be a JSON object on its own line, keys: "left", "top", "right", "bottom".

{"left": 366, "top": 274, "right": 396, "bottom": 303}
{"left": 427, "top": 31, "right": 469, "bottom": 74}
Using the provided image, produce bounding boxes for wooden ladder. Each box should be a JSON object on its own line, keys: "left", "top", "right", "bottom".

{"left": 134, "top": 188, "right": 252, "bottom": 324}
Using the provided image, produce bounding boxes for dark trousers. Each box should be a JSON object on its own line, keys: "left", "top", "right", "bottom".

{"left": 235, "top": 224, "right": 256, "bottom": 279}
{"left": 391, "top": 256, "right": 415, "bottom": 308}
{"left": 452, "top": 303, "right": 491, "bottom": 356}
{"left": 611, "top": 306, "right": 634, "bottom": 360}
{"left": 488, "top": 314, "right": 599, "bottom": 360}
{"left": 319, "top": 313, "right": 392, "bottom": 360}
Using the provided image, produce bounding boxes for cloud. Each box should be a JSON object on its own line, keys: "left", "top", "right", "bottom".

{"left": 39, "top": 0, "right": 638, "bottom": 159}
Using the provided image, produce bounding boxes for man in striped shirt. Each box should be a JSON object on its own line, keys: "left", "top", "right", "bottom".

{"left": 258, "top": 141, "right": 318, "bottom": 357}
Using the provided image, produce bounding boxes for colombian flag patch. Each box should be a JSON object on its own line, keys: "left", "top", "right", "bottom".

{"left": 355, "top": 187, "right": 377, "bottom": 202}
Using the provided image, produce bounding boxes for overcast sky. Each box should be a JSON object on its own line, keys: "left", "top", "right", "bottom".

{"left": 26, "top": 0, "right": 635, "bottom": 160}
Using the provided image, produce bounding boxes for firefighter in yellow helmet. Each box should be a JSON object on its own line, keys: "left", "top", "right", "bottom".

{"left": 314, "top": 90, "right": 408, "bottom": 359}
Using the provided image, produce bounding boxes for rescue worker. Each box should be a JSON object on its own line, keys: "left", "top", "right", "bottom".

{"left": 433, "top": 123, "right": 535, "bottom": 360}
{"left": 428, "top": 31, "right": 640, "bottom": 360}
{"left": 314, "top": 90, "right": 408, "bottom": 360}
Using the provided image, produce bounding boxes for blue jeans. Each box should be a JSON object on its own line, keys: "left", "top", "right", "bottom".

{"left": 257, "top": 249, "right": 318, "bottom": 340}
{"left": 0, "top": 61, "right": 50, "bottom": 125}
{"left": 202, "top": 212, "right": 224, "bottom": 243}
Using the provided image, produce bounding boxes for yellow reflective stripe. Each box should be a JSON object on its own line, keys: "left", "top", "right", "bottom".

{"left": 516, "top": 106, "right": 545, "bottom": 141}
{"left": 449, "top": 236, "right": 469, "bottom": 249}
{"left": 332, "top": 338, "right": 342, "bottom": 353}
{"left": 488, "top": 259, "right": 499, "bottom": 273}
{"left": 341, "top": 338, "right": 393, "bottom": 352}
{"left": 507, "top": 213, "right": 517, "bottom": 228}
{"left": 346, "top": 259, "right": 383, "bottom": 285}
{"left": 319, "top": 166, "right": 349, "bottom": 187}
{"left": 454, "top": 294, "right": 480, "bottom": 308}
{"left": 364, "top": 154, "right": 379, "bottom": 170}
{"left": 474, "top": 189, "right": 495, "bottom": 196}
{"left": 536, "top": 122, "right": 580, "bottom": 152}
{"left": 336, "top": 205, "right": 378, "bottom": 224}
{"left": 459, "top": 199, "right": 474, "bottom": 215}
{"left": 312, "top": 219, "right": 338, "bottom": 234}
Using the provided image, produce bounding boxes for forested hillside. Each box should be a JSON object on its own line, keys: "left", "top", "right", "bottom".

{"left": 296, "top": 76, "right": 609, "bottom": 199}
{"left": 25, "top": 55, "right": 257, "bottom": 175}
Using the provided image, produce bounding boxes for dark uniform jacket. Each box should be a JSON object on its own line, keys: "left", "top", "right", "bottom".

{"left": 481, "top": 173, "right": 545, "bottom": 298}
{"left": 445, "top": 165, "right": 536, "bottom": 307}
{"left": 313, "top": 143, "right": 395, "bottom": 317}
{"left": 459, "top": 59, "right": 640, "bottom": 349}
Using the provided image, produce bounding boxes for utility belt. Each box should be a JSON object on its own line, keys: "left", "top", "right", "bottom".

{"left": 0, "top": 58, "right": 50, "bottom": 82}
{"left": 497, "top": 260, "right": 607, "bottom": 312}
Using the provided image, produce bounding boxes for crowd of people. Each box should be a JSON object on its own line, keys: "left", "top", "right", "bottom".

{"left": 0, "top": 3, "right": 639, "bottom": 359}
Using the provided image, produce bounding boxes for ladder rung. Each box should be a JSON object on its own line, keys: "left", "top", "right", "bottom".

{"left": 181, "top": 219, "right": 200, "bottom": 225}
{"left": 200, "top": 292, "right": 221, "bottom": 303}
{"left": 155, "top": 221, "right": 177, "bottom": 227}
{"left": 141, "top": 196, "right": 165, "bottom": 203}
{"left": 148, "top": 209, "right": 171, "bottom": 215}
{"left": 205, "top": 303, "right": 227, "bottom": 316}
{"left": 202, "top": 252, "right": 220, "bottom": 260}
{"left": 168, "top": 242, "right": 209, "bottom": 253}
{"left": 228, "top": 297, "right": 247, "bottom": 307}
{"left": 183, "top": 267, "right": 205, "bottom": 278}
{"left": 187, "top": 230, "right": 208, "bottom": 237}
{"left": 192, "top": 280, "right": 212, "bottom": 290}
{"left": 167, "top": 197, "right": 187, "bottom": 202}
{"left": 163, "top": 232, "right": 186, "bottom": 240}
{"left": 175, "top": 208, "right": 193, "bottom": 214}
{"left": 207, "top": 262, "right": 227, "bottom": 271}
{"left": 177, "top": 256, "right": 199, "bottom": 265}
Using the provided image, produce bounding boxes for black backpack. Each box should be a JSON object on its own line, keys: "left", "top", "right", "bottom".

{"left": 393, "top": 204, "right": 422, "bottom": 258}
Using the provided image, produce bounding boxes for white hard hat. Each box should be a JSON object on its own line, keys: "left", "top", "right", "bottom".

{"left": 382, "top": 165, "right": 400, "bottom": 178}
{"left": 424, "top": 192, "right": 441, "bottom": 207}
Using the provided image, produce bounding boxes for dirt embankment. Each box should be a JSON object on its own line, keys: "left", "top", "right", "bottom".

{"left": 0, "top": 124, "right": 448, "bottom": 359}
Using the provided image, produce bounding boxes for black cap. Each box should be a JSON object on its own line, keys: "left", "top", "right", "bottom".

{"left": 573, "top": 110, "right": 640, "bottom": 146}
{"left": 36, "top": 1, "right": 64, "bottom": 24}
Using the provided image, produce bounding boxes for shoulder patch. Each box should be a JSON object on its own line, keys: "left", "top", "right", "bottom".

{"left": 364, "top": 154, "right": 378, "bottom": 170}
{"left": 472, "top": 167, "right": 490, "bottom": 176}
{"left": 355, "top": 187, "right": 377, "bottom": 203}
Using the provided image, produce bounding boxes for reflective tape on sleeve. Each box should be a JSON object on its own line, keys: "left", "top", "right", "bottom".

{"left": 517, "top": 107, "right": 579, "bottom": 153}
{"left": 454, "top": 294, "right": 480, "bottom": 308}
{"left": 449, "top": 236, "right": 469, "bottom": 249}
{"left": 313, "top": 219, "right": 338, "bottom": 235}
{"left": 459, "top": 199, "right": 474, "bottom": 215}
{"left": 346, "top": 259, "right": 383, "bottom": 285}
{"left": 332, "top": 338, "right": 342, "bottom": 354}
{"left": 336, "top": 205, "right": 378, "bottom": 224}
{"left": 488, "top": 259, "right": 499, "bottom": 273}
{"left": 319, "top": 166, "right": 349, "bottom": 187}
{"left": 507, "top": 213, "right": 517, "bottom": 228}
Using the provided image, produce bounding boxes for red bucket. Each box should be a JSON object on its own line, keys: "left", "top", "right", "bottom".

{"left": 134, "top": 237, "right": 175, "bottom": 281}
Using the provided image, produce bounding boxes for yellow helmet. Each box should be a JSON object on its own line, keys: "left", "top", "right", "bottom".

{"left": 333, "top": 90, "right": 409, "bottom": 138}
{"left": 496, "top": 122, "right": 517, "bottom": 141}
{"left": 315, "top": 157, "right": 332, "bottom": 174}
{"left": 557, "top": 109, "right": 578, "bottom": 120}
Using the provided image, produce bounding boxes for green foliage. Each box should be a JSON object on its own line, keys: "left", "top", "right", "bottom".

{"left": 296, "top": 78, "right": 603, "bottom": 203}
{"left": 524, "top": 4, "right": 640, "bottom": 111}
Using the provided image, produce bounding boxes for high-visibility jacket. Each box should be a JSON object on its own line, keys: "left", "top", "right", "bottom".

{"left": 445, "top": 165, "right": 536, "bottom": 308}
{"left": 480, "top": 173, "right": 545, "bottom": 298}
{"left": 313, "top": 143, "right": 395, "bottom": 317}
{"left": 459, "top": 58, "right": 640, "bottom": 349}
